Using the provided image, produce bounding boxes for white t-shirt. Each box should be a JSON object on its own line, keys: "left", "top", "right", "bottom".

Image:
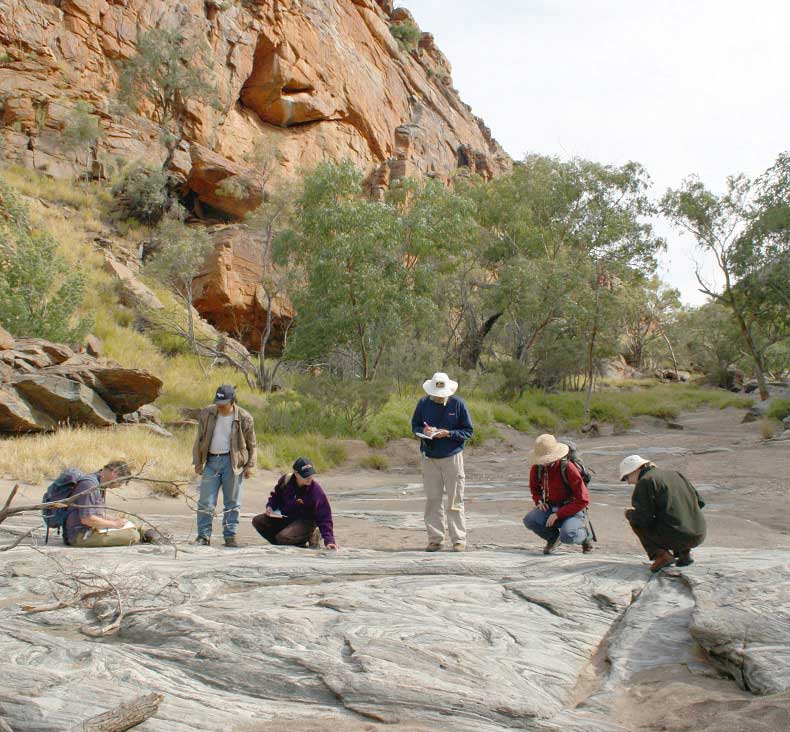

{"left": 209, "top": 413, "right": 234, "bottom": 454}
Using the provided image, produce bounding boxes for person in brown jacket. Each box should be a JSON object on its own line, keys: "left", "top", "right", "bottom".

{"left": 192, "top": 384, "right": 257, "bottom": 547}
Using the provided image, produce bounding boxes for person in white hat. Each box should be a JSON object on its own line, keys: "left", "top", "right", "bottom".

{"left": 411, "top": 372, "right": 474, "bottom": 552}
{"left": 619, "top": 455, "right": 706, "bottom": 572}
{"left": 523, "top": 434, "right": 593, "bottom": 555}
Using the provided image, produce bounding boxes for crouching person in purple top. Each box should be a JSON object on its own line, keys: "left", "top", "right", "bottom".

{"left": 252, "top": 457, "right": 339, "bottom": 550}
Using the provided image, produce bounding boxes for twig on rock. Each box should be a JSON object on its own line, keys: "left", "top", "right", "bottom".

{"left": 68, "top": 692, "right": 164, "bottom": 732}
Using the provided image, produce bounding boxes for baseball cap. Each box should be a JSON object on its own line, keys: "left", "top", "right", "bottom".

{"left": 293, "top": 457, "right": 316, "bottom": 479}
{"left": 214, "top": 384, "right": 236, "bottom": 404}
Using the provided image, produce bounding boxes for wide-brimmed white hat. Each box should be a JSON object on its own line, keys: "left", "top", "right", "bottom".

{"left": 619, "top": 455, "right": 650, "bottom": 481}
{"left": 532, "top": 434, "right": 569, "bottom": 465}
{"left": 423, "top": 372, "right": 458, "bottom": 398}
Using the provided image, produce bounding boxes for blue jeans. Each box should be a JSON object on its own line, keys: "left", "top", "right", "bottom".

{"left": 523, "top": 506, "right": 589, "bottom": 545}
{"left": 197, "top": 454, "right": 243, "bottom": 539}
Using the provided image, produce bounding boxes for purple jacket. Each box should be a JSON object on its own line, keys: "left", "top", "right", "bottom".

{"left": 267, "top": 474, "right": 335, "bottom": 545}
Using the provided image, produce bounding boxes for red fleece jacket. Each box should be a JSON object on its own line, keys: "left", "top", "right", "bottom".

{"left": 529, "top": 460, "right": 590, "bottom": 519}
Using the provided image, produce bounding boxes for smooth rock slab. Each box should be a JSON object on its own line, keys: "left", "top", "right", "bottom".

{"left": 0, "top": 548, "right": 788, "bottom": 731}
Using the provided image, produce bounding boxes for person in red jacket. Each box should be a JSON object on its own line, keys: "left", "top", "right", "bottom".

{"left": 523, "top": 434, "right": 593, "bottom": 555}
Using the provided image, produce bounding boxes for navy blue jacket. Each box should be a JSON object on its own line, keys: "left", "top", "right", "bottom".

{"left": 411, "top": 395, "right": 474, "bottom": 458}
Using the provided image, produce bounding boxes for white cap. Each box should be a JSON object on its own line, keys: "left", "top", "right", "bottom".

{"left": 619, "top": 455, "right": 650, "bottom": 481}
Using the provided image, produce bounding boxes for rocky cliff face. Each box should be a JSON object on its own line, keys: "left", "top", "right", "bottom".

{"left": 0, "top": 0, "right": 510, "bottom": 217}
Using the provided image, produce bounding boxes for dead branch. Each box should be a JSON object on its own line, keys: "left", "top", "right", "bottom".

{"left": 69, "top": 692, "right": 164, "bottom": 732}
{"left": 0, "top": 528, "right": 37, "bottom": 553}
{"left": 21, "top": 588, "right": 110, "bottom": 614}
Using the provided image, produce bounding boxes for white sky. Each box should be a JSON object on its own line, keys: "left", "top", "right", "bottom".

{"left": 399, "top": 0, "right": 790, "bottom": 305}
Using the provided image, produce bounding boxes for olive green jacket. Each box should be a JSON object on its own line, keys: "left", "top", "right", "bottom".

{"left": 192, "top": 404, "right": 257, "bottom": 475}
{"left": 629, "top": 466, "right": 706, "bottom": 538}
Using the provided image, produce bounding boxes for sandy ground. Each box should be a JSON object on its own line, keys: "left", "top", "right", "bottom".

{"left": 2, "top": 405, "right": 789, "bottom": 731}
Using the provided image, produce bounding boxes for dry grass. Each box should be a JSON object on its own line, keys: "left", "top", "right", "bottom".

{"left": 0, "top": 426, "right": 194, "bottom": 485}
{"left": 759, "top": 419, "right": 777, "bottom": 441}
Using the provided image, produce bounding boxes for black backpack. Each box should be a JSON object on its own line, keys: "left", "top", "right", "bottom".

{"left": 42, "top": 468, "right": 86, "bottom": 543}
{"left": 536, "top": 440, "right": 593, "bottom": 490}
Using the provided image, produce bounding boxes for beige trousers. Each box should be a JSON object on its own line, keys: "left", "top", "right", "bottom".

{"left": 73, "top": 519, "right": 143, "bottom": 547}
{"left": 422, "top": 452, "right": 466, "bottom": 544}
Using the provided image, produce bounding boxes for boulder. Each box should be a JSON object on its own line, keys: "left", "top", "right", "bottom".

{"left": 186, "top": 144, "right": 263, "bottom": 219}
{"left": 0, "top": 340, "right": 162, "bottom": 433}
{"left": 0, "top": 385, "right": 56, "bottom": 432}
{"left": 13, "top": 374, "right": 117, "bottom": 427}
{"left": 783, "top": 416, "right": 790, "bottom": 431}
{"left": 85, "top": 334, "right": 103, "bottom": 358}
{"left": 655, "top": 368, "right": 690, "bottom": 382}
{"left": 103, "top": 253, "right": 164, "bottom": 311}
{"left": 42, "top": 360, "right": 163, "bottom": 414}
{"left": 0, "top": 326, "right": 14, "bottom": 350}
{"left": 192, "top": 225, "right": 295, "bottom": 353}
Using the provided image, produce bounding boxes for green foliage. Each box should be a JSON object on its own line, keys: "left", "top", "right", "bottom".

{"left": 766, "top": 399, "right": 790, "bottom": 421}
{"left": 390, "top": 21, "right": 421, "bottom": 52}
{"left": 358, "top": 453, "right": 390, "bottom": 471}
{"left": 118, "top": 28, "right": 218, "bottom": 166}
{"left": 62, "top": 101, "right": 102, "bottom": 167}
{"left": 111, "top": 164, "right": 169, "bottom": 224}
{"left": 0, "top": 176, "right": 91, "bottom": 341}
{"left": 278, "top": 162, "right": 440, "bottom": 380}
{"left": 145, "top": 215, "right": 213, "bottom": 295}
{"left": 296, "top": 375, "right": 390, "bottom": 433}
{"left": 363, "top": 394, "right": 417, "bottom": 447}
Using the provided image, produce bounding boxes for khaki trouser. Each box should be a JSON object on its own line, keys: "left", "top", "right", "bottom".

{"left": 422, "top": 452, "right": 466, "bottom": 544}
{"left": 73, "top": 519, "right": 143, "bottom": 548}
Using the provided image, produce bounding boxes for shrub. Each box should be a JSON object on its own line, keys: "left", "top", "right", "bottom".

{"left": 491, "top": 403, "right": 531, "bottom": 431}
{"left": 390, "top": 21, "right": 421, "bottom": 52}
{"left": 364, "top": 394, "right": 417, "bottom": 447}
{"left": 766, "top": 398, "right": 790, "bottom": 421}
{"left": 359, "top": 454, "right": 390, "bottom": 471}
{"left": 0, "top": 177, "right": 91, "bottom": 341}
{"left": 111, "top": 164, "right": 169, "bottom": 224}
{"left": 759, "top": 418, "right": 776, "bottom": 440}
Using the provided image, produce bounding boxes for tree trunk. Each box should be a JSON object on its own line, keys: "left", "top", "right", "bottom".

{"left": 70, "top": 692, "right": 163, "bottom": 732}
{"left": 583, "top": 275, "right": 602, "bottom": 421}
{"left": 457, "top": 311, "right": 502, "bottom": 370}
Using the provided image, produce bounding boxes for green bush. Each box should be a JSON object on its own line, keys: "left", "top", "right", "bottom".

{"left": 358, "top": 454, "right": 390, "bottom": 471}
{"left": 390, "top": 21, "right": 421, "bottom": 52}
{"left": 364, "top": 394, "right": 417, "bottom": 447}
{"left": 111, "top": 164, "right": 169, "bottom": 224}
{"left": 491, "top": 403, "right": 531, "bottom": 431}
{"left": 0, "top": 176, "right": 91, "bottom": 342}
{"left": 767, "top": 398, "right": 790, "bottom": 421}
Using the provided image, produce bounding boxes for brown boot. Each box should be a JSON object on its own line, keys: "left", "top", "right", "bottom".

{"left": 308, "top": 527, "right": 321, "bottom": 549}
{"left": 650, "top": 550, "right": 675, "bottom": 572}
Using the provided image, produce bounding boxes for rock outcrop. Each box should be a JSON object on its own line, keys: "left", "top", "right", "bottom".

{"left": 0, "top": 545, "right": 787, "bottom": 731}
{"left": 0, "top": 334, "right": 162, "bottom": 433}
{"left": 192, "top": 224, "right": 294, "bottom": 352}
{"left": 0, "top": 0, "right": 511, "bottom": 216}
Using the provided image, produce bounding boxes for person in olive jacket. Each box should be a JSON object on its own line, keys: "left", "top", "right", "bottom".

{"left": 619, "top": 455, "right": 706, "bottom": 572}
{"left": 192, "top": 384, "right": 257, "bottom": 547}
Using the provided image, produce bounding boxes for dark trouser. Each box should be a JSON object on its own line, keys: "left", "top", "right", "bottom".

{"left": 628, "top": 521, "right": 705, "bottom": 560}
{"left": 252, "top": 514, "right": 316, "bottom": 546}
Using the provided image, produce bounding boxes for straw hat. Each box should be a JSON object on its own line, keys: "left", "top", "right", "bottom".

{"left": 532, "top": 434, "right": 569, "bottom": 465}
{"left": 422, "top": 372, "right": 458, "bottom": 398}
{"left": 619, "top": 455, "right": 650, "bottom": 481}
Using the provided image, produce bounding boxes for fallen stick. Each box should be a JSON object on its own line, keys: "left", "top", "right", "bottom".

{"left": 69, "top": 692, "right": 164, "bottom": 732}
{"left": 0, "top": 716, "right": 15, "bottom": 732}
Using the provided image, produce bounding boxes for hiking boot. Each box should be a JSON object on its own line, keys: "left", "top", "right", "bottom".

{"left": 675, "top": 549, "right": 694, "bottom": 567}
{"left": 193, "top": 535, "right": 210, "bottom": 546}
{"left": 543, "top": 535, "right": 562, "bottom": 555}
{"left": 582, "top": 539, "right": 594, "bottom": 554}
{"left": 224, "top": 536, "right": 239, "bottom": 548}
{"left": 308, "top": 527, "right": 321, "bottom": 549}
{"left": 425, "top": 542, "right": 442, "bottom": 552}
{"left": 452, "top": 542, "right": 466, "bottom": 552}
{"left": 650, "top": 550, "right": 675, "bottom": 572}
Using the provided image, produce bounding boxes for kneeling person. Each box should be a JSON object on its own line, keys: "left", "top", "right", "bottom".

{"left": 64, "top": 461, "right": 152, "bottom": 547}
{"left": 252, "top": 458, "right": 338, "bottom": 550}
{"left": 620, "top": 455, "right": 706, "bottom": 572}
{"left": 523, "top": 434, "right": 593, "bottom": 554}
